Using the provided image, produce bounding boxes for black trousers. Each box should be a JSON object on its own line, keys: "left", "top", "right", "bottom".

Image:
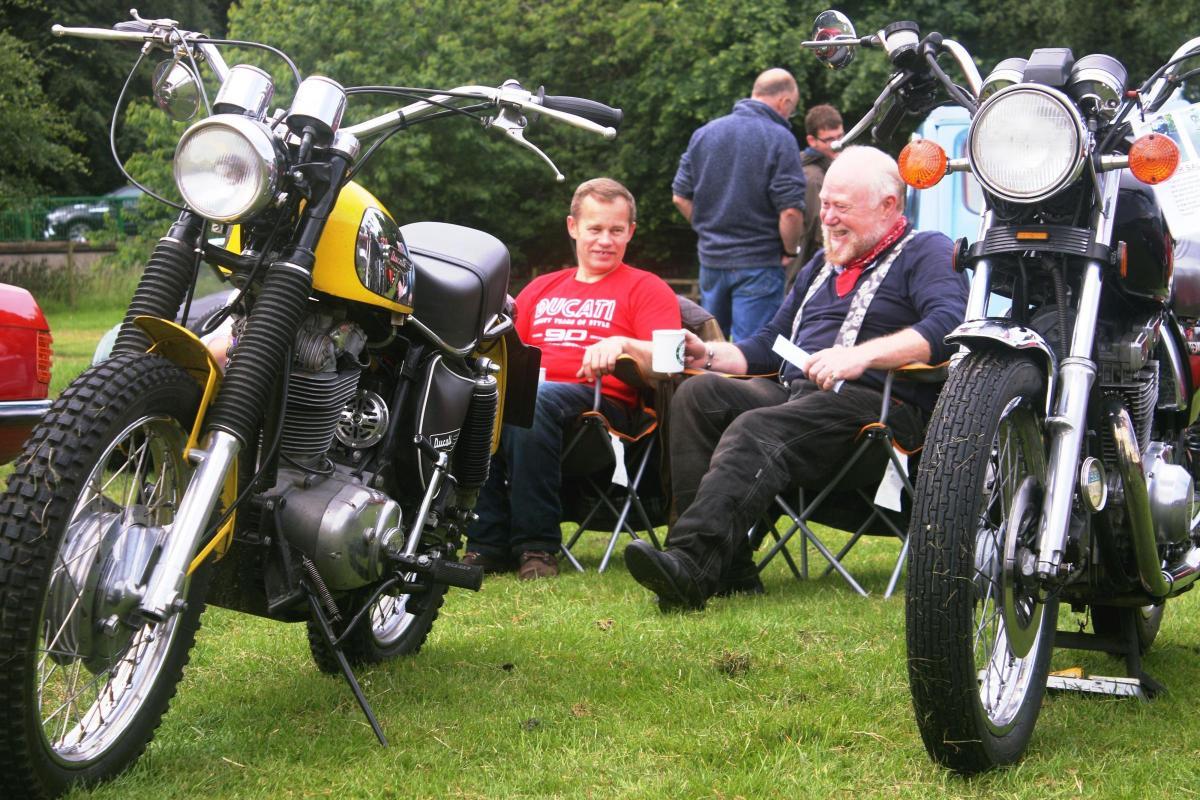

{"left": 666, "top": 373, "right": 925, "bottom": 598}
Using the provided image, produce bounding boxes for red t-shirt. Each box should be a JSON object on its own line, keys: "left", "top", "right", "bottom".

{"left": 515, "top": 263, "right": 681, "bottom": 407}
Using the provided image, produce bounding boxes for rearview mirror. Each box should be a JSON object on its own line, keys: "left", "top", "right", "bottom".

{"left": 811, "top": 10, "right": 858, "bottom": 70}
{"left": 153, "top": 59, "right": 201, "bottom": 121}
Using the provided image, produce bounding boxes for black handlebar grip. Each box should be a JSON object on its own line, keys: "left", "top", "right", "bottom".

{"left": 114, "top": 20, "right": 153, "bottom": 32}
{"left": 541, "top": 95, "right": 623, "bottom": 130}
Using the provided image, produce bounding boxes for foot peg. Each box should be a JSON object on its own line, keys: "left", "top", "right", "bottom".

{"left": 391, "top": 553, "right": 484, "bottom": 591}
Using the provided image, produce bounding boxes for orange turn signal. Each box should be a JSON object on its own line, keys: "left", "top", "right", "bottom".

{"left": 898, "top": 139, "right": 948, "bottom": 190}
{"left": 1129, "top": 133, "right": 1179, "bottom": 185}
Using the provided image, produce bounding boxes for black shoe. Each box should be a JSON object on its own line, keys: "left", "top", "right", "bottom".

{"left": 624, "top": 540, "right": 706, "bottom": 612}
{"left": 714, "top": 573, "right": 766, "bottom": 598}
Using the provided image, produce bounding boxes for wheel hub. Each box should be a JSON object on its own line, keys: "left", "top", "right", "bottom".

{"left": 46, "top": 507, "right": 163, "bottom": 673}
{"left": 1000, "top": 475, "right": 1045, "bottom": 658}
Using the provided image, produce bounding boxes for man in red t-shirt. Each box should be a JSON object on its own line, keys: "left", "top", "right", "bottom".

{"left": 465, "top": 178, "right": 681, "bottom": 579}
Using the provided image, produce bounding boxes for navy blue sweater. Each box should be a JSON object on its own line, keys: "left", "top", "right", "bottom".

{"left": 672, "top": 99, "right": 807, "bottom": 268}
{"left": 735, "top": 229, "right": 968, "bottom": 410}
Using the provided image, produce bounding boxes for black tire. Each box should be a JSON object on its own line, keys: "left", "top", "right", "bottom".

{"left": 1092, "top": 604, "right": 1164, "bottom": 654}
{"left": 0, "top": 353, "right": 207, "bottom": 799}
{"left": 906, "top": 351, "right": 1057, "bottom": 774}
{"left": 307, "top": 583, "right": 448, "bottom": 673}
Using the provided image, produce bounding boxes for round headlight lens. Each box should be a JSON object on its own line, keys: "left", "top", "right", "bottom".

{"left": 968, "top": 86, "right": 1085, "bottom": 203}
{"left": 173, "top": 115, "right": 281, "bottom": 223}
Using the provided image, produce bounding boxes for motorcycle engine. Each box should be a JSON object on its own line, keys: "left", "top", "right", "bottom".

{"left": 1095, "top": 318, "right": 1194, "bottom": 547}
{"left": 262, "top": 313, "right": 406, "bottom": 589}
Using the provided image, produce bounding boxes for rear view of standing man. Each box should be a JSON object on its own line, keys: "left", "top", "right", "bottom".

{"left": 672, "top": 68, "right": 807, "bottom": 341}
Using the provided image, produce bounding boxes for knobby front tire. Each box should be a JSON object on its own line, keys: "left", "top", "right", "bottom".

{"left": 0, "top": 353, "right": 207, "bottom": 799}
{"left": 906, "top": 351, "right": 1057, "bottom": 774}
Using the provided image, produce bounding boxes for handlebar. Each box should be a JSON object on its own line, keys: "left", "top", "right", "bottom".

{"left": 539, "top": 93, "right": 623, "bottom": 130}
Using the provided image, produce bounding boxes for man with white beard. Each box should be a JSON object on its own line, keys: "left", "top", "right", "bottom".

{"left": 625, "top": 146, "right": 969, "bottom": 611}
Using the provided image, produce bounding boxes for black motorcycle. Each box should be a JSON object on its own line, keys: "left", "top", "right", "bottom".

{"left": 805, "top": 10, "right": 1200, "bottom": 773}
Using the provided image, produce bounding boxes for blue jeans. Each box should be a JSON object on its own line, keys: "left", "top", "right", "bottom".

{"left": 466, "top": 381, "right": 630, "bottom": 557}
{"left": 699, "top": 265, "right": 785, "bottom": 341}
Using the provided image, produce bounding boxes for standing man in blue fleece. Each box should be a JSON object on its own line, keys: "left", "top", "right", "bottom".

{"left": 672, "top": 68, "right": 808, "bottom": 341}
{"left": 628, "top": 147, "right": 969, "bottom": 611}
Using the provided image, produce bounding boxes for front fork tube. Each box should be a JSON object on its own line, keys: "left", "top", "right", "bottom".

{"left": 1034, "top": 260, "right": 1105, "bottom": 580}
{"left": 139, "top": 430, "right": 241, "bottom": 620}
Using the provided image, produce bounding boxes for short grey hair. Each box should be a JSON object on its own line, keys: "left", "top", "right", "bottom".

{"left": 830, "top": 145, "right": 906, "bottom": 212}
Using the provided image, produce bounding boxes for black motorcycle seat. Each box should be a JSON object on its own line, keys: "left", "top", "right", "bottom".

{"left": 401, "top": 221, "right": 511, "bottom": 351}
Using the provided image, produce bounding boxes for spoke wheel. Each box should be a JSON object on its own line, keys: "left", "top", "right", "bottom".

{"left": 0, "top": 353, "right": 206, "bottom": 799}
{"left": 907, "top": 351, "right": 1057, "bottom": 774}
{"left": 307, "top": 578, "right": 447, "bottom": 673}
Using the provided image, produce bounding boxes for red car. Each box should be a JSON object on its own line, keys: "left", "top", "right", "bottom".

{"left": 0, "top": 284, "right": 52, "bottom": 463}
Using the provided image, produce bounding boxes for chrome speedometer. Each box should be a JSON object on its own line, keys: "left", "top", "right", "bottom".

{"left": 968, "top": 85, "right": 1086, "bottom": 203}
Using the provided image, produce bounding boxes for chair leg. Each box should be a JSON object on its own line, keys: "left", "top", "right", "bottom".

{"left": 556, "top": 525, "right": 585, "bottom": 575}
{"left": 884, "top": 532, "right": 910, "bottom": 599}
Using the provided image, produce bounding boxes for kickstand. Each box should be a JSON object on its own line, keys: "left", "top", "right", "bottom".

{"left": 305, "top": 588, "right": 389, "bottom": 746}
{"left": 1050, "top": 606, "right": 1165, "bottom": 700}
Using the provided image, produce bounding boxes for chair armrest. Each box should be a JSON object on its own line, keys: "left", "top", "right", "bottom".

{"left": 612, "top": 354, "right": 659, "bottom": 390}
{"left": 891, "top": 361, "right": 949, "bottom": 385}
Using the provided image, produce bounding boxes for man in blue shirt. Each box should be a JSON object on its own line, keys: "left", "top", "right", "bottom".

{"left": 672, "top": 69, "right": 808, "bottom": 341}
{"left": 629, "top": 147, "right": 969, "bottom": 611}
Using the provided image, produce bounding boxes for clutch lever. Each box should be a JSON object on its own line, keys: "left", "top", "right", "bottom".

{"left": 486, "top": 105, "right": 565, "bottom": 182}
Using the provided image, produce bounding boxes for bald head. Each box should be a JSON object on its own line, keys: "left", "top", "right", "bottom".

{"left": 750, "top": 68, "right": 800, "bottom": 120}
{"left": 751, "top": 68, "right": 798, "bottom": 99}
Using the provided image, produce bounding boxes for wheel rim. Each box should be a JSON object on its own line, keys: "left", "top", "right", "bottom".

{"left": 971, "top": 397, "right": 1048, "bottom": 735}
{"left": 36, "top": 415, "right": 191, "bottom": 765}
{"left": 368, "top": 581, "right": 418, "bottom": 647}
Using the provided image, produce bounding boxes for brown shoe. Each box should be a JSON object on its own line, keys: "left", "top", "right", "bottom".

{"left": 461, "top": 551, "right": 515, "bottom": 574}
{"left": 518, "top": 550, "right": 559, "bottom": 580}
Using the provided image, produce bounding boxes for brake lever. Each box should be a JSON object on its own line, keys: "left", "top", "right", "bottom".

{"left": 485, "top": 106, "right": 565, "bottom": 182}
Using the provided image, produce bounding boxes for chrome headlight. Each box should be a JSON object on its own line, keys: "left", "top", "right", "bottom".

{"left": 173, "top": 115, "right": 283, "bottom": 223}
{"left": 967, "top": 85, "right": 1086, "bottom": 203}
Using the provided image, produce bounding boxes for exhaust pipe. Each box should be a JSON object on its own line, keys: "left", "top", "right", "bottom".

{"left": 1103, "top": 398, "right": 1200, "bottom": 597}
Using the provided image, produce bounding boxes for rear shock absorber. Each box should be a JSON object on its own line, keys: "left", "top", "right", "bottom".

{"left": 452, "top": 362, "right": 500, "bottom": 490}
{"left": 113, "top": 213, "right": 205, "bottom": 353}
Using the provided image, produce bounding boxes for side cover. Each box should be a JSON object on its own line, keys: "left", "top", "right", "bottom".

{"left": 401, "top": 221, "right": 510, "bottom": 351}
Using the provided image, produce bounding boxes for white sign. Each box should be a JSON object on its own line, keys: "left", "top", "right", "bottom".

{"left": 1133, "top": 101, "right": 1200, "bottom": 240}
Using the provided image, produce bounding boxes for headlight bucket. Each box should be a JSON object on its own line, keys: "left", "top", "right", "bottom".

{"left": 967, "top": 84, "right": 1086, "bottom": 204}
{"left": 174, "top": 114, "right": 283, "bottom": 223}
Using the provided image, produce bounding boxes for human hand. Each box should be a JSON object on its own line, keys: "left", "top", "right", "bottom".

{"left": 804, "top": 346, "right": 871, "bottom": 391}
{"left": 681, "top": 329, "right": 708, "bottom": 368}
{"left": 577, "top": 336, "right": 626, "bottom": 381}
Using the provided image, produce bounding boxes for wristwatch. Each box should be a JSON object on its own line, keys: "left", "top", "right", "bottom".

{"left": 783, "top": 248, "right": 801, "bottom": 258}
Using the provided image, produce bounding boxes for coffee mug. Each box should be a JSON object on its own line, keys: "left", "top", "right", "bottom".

{"left": 652, "top": 329, "right": 687, "bottom": 373}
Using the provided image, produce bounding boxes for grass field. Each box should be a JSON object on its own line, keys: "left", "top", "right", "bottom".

{"left": 11, "top": 302, "right": 1200, "bottom": 799}
{"left": 56, "top": 536, "right": 1200, "bottom": 800}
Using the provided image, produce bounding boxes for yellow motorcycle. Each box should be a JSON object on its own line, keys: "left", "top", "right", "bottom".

{"left": 0, "top": 11, "right": 621, "bottom": 798}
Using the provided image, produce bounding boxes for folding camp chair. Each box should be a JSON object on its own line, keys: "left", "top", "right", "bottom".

{"left": 559, "top": 358, "right": 663, "bottom": 572}
{"left": 752, "top": 362, "right": 948, "bottom": 598}
{"left": 558, "top": 295, "right": 724, "bottom": 572}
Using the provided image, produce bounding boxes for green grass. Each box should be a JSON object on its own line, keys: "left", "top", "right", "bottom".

{"left": 15, "top": 301, "right": 1200, "bottom": 798}
{"left": 55, "top": 533, "right": 1200, "bottom": 800}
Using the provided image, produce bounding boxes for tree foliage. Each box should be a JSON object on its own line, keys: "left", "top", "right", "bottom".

{"left": 0, "top": 0, "right": 230, "bottom": 196}
{"left": 0, "top": 30, "right": 85, "bottom": 206}
{"left": 4, "top": 0, "right": 1195, "bottom": 266}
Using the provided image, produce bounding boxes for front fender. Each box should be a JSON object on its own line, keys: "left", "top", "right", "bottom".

{"left": 946, "top": 319, "right": 1058, "bottom": 407}
{"left": 133, "top": 316, "right": 237, "bottom": 569}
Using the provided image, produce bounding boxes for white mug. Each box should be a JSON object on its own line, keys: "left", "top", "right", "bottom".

{"left": 652, "top": 329, "right": 687, "bottom": 373}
